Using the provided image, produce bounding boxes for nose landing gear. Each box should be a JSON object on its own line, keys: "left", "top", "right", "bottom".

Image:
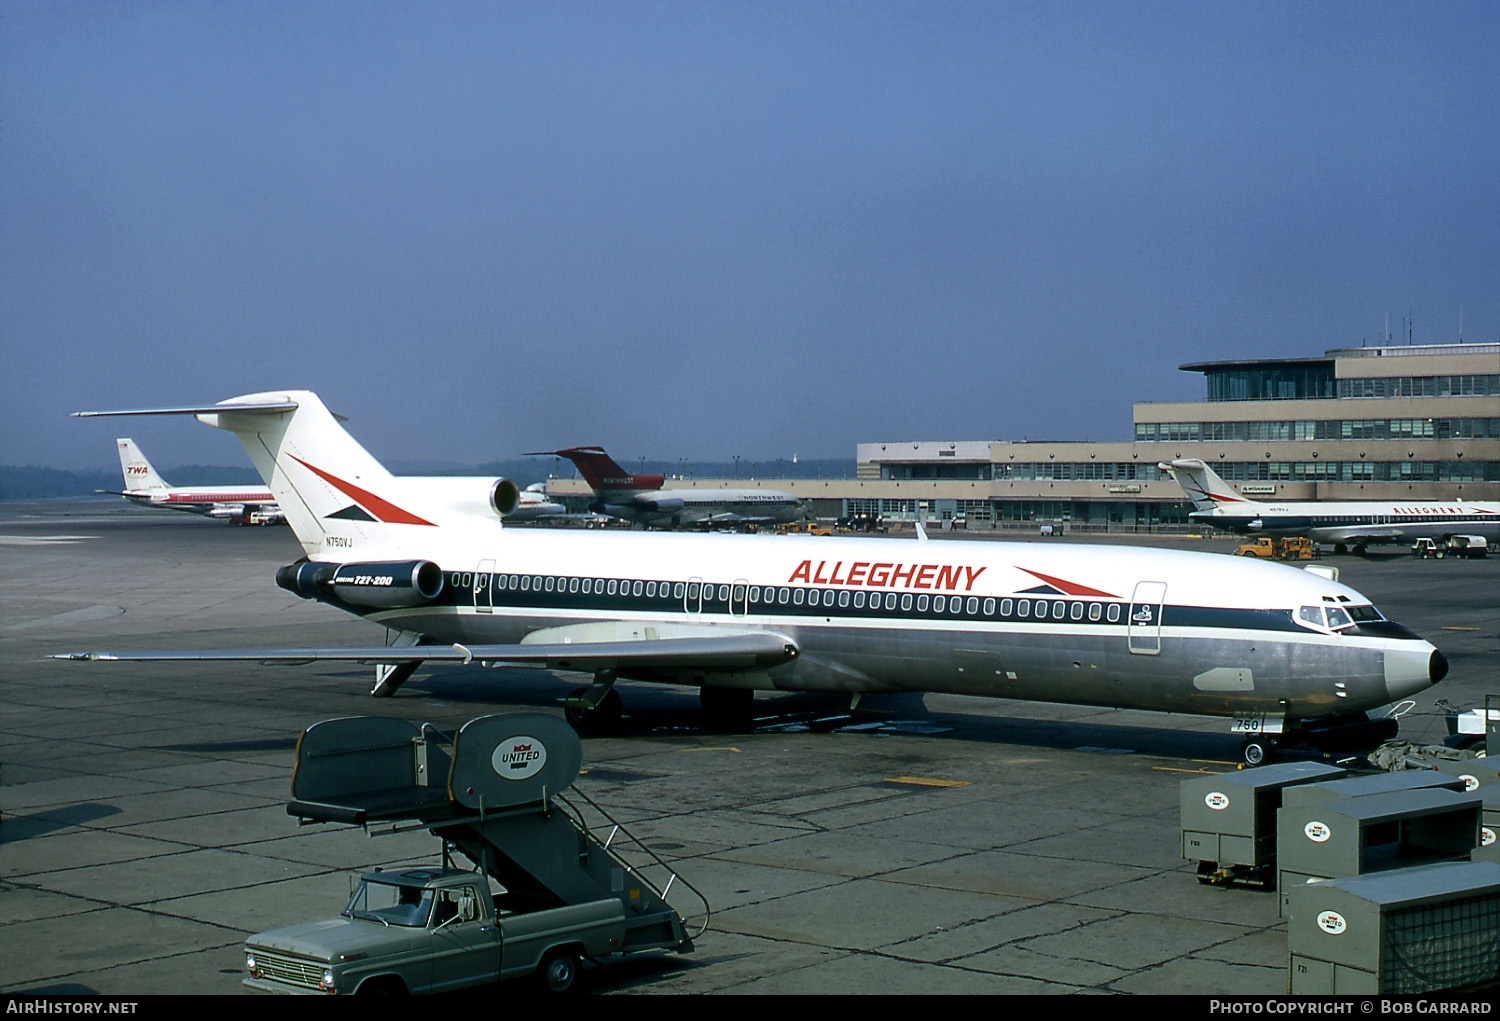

{"left": 1240, "top": 737, "right": 1275, "bottom": 768}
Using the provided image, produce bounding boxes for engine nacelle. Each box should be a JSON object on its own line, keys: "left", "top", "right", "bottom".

{"left": 276, "top": 560, "right": 445, "bottom": 608}
{"left": 490, "top": 478, "right": 521, "bottom": 517}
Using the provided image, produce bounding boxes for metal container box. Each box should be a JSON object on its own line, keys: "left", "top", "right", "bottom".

{"left": 1180, "top": 762, "right": 1347, "bottom": 887}
{"left": 1280, "top": 769, "right": 1467, "bottom": 809}
{"left": 1430, "top": 755, "right": 1500, "bottom": 792}
{"left": 1286, "top": 860, "right": 1500, "bottom": 994}
{"left": 1277, "top": 787, "right": 1483, "bottom": 917}
{"left": 1470, "top": 786, "right": 1500, "bottom": 864}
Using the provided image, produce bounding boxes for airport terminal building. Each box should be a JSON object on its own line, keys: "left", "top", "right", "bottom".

{"left": 551, "top": 341, "right": 1500, "bottom": 531}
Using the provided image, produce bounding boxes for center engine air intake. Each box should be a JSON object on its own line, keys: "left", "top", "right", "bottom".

{"left": 490, "top": 478, "right": 521, "bottom": 517}
{"left": 276, "top": 560, "right": 445, "bottom": 608}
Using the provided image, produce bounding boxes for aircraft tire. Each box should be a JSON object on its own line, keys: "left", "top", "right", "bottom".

{"left": 1241, "top": 739, "right": 1275, "bottom": 768}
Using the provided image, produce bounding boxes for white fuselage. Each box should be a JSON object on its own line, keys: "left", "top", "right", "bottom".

{"left": 328, "top": 526, "right": 1443, "bottom": 725}
{"left": 596, "top": 488, "right": 805, "bottom": 528}
{"left": 1193, "top": 500, "right": 1500, "bottom": 547}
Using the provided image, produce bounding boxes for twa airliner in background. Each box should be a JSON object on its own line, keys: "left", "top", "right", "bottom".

{"left": 1163, "top": 458, "right": 1500, "bottom": 555}
{"left": 531, "top": 445, "right": 806, "bottom": 530}
{"left": 103, "top": 437, "right": 285, "bottom": 525}
{"left": 61, "top": 392, "right": 1448, "bottom": 765}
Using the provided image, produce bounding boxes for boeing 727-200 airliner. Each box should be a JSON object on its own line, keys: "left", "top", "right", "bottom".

{"left": 1163, "top": 458, "right": 1500, "bottom": 555}
{"left": 531, "top": 445, "right": 806, "bottom": 529}
{"left": 60, "top": 392, "right": 1448, "bottom": 765}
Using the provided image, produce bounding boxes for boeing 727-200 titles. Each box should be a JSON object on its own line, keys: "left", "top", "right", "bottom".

{"left": 103, "top": 438, "right": 285, "bottom": 524}
{"left": 59, "top": 392, "right": 1448, "bottom": 765}
{"left": 531, "top": 445, "right": 806, "bottom": 529}
{"left": 1163, "top": 458, "right": 1500, "bottom": 555}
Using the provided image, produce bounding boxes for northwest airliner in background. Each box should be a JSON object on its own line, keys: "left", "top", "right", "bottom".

{"left": 104, "top": 437, "right": 285, "bottom": 525}
{"left": 531, "top": 445, "right": 805, "bottom": 529}
{"left": 1163, "top": 458, "right": 1500, "bottom": 555}
{"left": 59, "top": 392, "right": 1448, "bottom": 766}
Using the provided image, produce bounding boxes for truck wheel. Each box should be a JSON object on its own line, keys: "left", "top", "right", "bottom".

{"left": 356, "top": 977, "right": 407, "bottom": 996}
{"left": 539, "top": 949, "right": 580, "bottom": 994}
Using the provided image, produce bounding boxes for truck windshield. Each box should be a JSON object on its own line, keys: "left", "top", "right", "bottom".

{"left": 345, "top": 879, "right": 434, "bottom": 927}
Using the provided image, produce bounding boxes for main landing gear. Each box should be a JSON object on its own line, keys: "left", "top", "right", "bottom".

{"left": 700, "top": 686, "right": 755, "bottom": 733}
{"left": 560, "top": 671, "right": 757, "bottom": 734}
{"left": 562, "top": 671, "right": 625, "bottom": 733}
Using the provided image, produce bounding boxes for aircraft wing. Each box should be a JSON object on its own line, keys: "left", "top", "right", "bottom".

{"left": 52, "top": 632, "right": 800, "bottom": 671}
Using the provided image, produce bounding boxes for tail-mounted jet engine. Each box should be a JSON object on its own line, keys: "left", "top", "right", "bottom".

{"left": 489, "top": 478, "right": 520, "bottom": 517}
{"left": 276, "top": 560, "right": 445, "bottom": 609}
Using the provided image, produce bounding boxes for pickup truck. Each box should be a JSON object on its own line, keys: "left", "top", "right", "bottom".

{"left": 242, "top": 713, "right": 701, "bottom": 996}
{"left": 245, "top": 866, "right": 627, "bottom": 995}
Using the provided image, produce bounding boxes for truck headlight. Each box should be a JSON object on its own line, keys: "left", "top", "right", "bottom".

{"left": 245, "top": 951, "right": 260, "bottom": 978}
{"left": 319, "top": 967, "right": 337, "bottom": 993}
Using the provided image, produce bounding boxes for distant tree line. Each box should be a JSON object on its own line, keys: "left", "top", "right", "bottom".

{"left": 1, "top": 457, "right": 857, "bottom": 500}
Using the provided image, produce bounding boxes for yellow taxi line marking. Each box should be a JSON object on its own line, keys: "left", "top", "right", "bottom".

{"left": 884, "top": 776, "right": 969, "bottom": 788}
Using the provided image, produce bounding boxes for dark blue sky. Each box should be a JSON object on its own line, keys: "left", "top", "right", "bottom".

{"left": 5, "top": 2, "right": 1497, "bottom": 471}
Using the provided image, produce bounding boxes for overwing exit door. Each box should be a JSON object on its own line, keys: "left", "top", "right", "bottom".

{"left": 1128, "top": 580, "right": 1166, "bottom": 655}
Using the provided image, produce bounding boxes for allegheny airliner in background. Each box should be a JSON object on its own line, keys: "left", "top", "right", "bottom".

{"left": 1163, "top": 458, "right": 1500, "bottom": 555}
{"left": 531, "top": 445, "right": 806, "bottom": 530}
{"left": 103, "top": 437, "right": 285, "bottom": 525}
{"left": 60, "top": 392, "right": 1449, "bottom": 766}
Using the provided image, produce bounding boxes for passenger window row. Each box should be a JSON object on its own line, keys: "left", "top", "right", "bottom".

{"left": 448, "top": 572, "right": 1128, "bottom": 625}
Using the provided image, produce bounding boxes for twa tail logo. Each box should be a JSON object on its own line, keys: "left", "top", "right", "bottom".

{"left": 290, "top": 456, "right": 436, "bottom": 526}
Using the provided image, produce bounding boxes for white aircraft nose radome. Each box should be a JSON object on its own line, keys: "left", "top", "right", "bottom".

{"left": 1386, "top": 646, "right": 1447, "bottom": 703}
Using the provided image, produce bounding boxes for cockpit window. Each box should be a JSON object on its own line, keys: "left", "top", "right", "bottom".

{"left": 1297, "top": 603, "right": 1367, "bottom": 633}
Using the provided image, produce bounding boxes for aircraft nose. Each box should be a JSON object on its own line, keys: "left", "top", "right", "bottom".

{"left": 1384, "top": 643, "right": 1447, "bottom": 702}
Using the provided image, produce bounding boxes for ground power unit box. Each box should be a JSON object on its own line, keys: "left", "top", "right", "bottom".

{"left": 1285, "top": 860, "right": 1500, "bottom": 994}
{"left": 1277, "top": 787, "right": 1483, "bottom": 917}
{"left": 1180, "top": 762, "right": 1347, "bottom": 887}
